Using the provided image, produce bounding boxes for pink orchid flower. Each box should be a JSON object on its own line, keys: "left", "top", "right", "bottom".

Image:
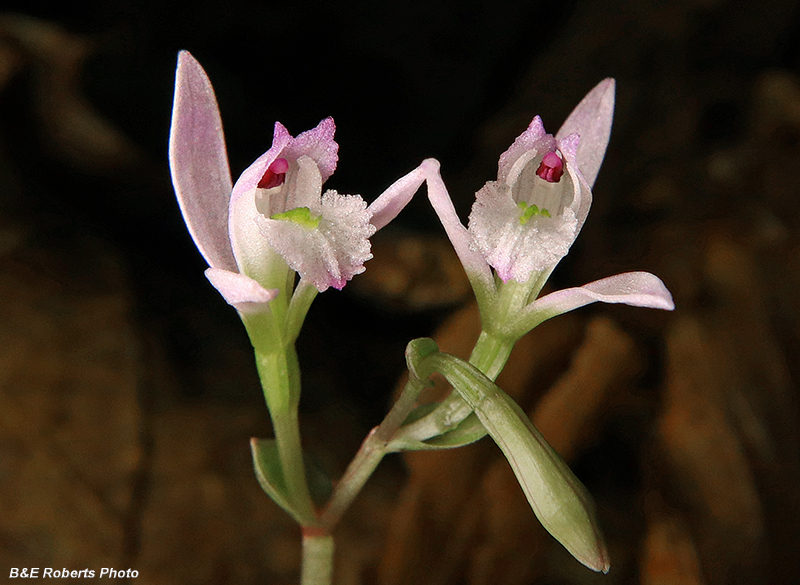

{"left": 169, "top": 51, "right": 422, "bottom": 310}
{"left": 423, "top": 79, "right": 674, "bottom": 328}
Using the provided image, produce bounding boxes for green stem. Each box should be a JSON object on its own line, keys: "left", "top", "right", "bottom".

{"left": 301, "top": 530, "right": 334, "bottom": 585}
{"left": 385, "top": 274, "right": 547, "bottom": 446}
{"left": 469, "top": 329, "right": 515, "bottom": 379}
{"left": 247, "top": 311, "right": 317, "bottom": 525}
{"left": 270, "top": 398, "right": 317, "bottom": 523}
{"left": 320, "top": 375, "right": 429, "bottom": 529}
{"left": 302, "top": 273, "right": 548, "bottom": 574}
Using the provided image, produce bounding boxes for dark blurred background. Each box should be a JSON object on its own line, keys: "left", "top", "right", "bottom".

{"left": 2, "top": 1, "right": 800, "bottom": 584}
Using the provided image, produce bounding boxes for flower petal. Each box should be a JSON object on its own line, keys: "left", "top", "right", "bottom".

{"left": 168, "top": 51, "right": 236, "bottom": 271}
{"left": 507, "top": 271, "right": 673, "bottom": 339}
{"left": 557, "top": 133, "right": 593, "bottom": 232}
{"left": 282, "top": 117, "right": 339, "bottom": 182}
{"left": 368, "top": 163, "right": 428, "bottom": 231}
{"left": 422, "top": 159, "right": 496, "bottom": 300}
{"left": 285, "top": 156, "right": 324, "bottom": 212}
{"left": 228, "top": 183, "right": 281, "bottom": 284}
{"left": 555, "top": 79, "right": 615, "bottom": 189}
{"left": 533, "top": 271, "right": 675, "bottom": 316}
{"left": 231, "top": 117, "right": 338, "bottom": 208}
{"left": 205, "top": 267, "right": 279, "bottom": 312}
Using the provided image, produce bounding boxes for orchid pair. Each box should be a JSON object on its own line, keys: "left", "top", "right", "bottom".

{"left": 170, "top": 51, "right": 670, "bottom": 339}
{"left": 169, "top": 50, "right": 673, "bottom": 583}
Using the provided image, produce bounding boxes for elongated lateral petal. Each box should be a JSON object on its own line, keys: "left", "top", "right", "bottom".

{"left": 169, "top": 51, "right": 236, "bottom": 271}
{"left": 555, "top": 79, "right": 615, "bottom": 189}
{"left": 530, "top": 271, "right": 675, "bottom": 320}
{"left": 422, "top": 159, "right": 496, "bottom": 300}
{"left": 205, "top": 267, "right": 278, "bottom": 312}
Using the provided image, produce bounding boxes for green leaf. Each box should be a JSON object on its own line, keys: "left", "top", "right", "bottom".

{"left": 400, "top": 402, "right": 439, "bottom": 426}
{"left": 250, "top": 438, "right": 331, "bottom": 524}
{"left": 420, "top": 413, "right": 485, "bottom": 448}
{"left": 476, "top": 390, "right": 610, "bottom": 573}
{"left": 251, "top": 438, "right": 298, "bottom": 520}
{"left": 390, "top": 338, "right": 489, "bottom": 451}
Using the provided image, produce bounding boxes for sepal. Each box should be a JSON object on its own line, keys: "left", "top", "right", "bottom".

{"left": 404, "top": 337, "right": 439, "bottom": 379}
{"left": 169, "top": 51, "right": 236, "bottom": 272}
{"left": 421, "top": 160, "right": 498, "bottom": 310}
{"left": 509, "top": 271, "right": 675, "bottom": 338}
{"left": 205, "top": 268, "right": 278, "bottom": 313}
{"left": 555, "top": 78, "right": 616, "bottom": 189}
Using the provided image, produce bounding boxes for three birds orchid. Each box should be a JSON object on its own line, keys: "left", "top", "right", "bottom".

{"left": 421, "top": 78, "right": 673, "bottom": 337}
{"left": 169, "top": 51, "right": 426, "bottom": 315}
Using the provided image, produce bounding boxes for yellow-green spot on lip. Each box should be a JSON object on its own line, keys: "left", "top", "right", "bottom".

{"left": 517, "top": 201, "right": 550, "bottom": 225}
{"left": 271, "top": 206, "right": 321, "bottom": 228}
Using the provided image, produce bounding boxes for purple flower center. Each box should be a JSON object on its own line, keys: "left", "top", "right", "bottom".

{"left": 258, "top": 157, "right": 289, "bottom": 189}
{"left": 535, "top": 151, "right": 563, "bottom": 183}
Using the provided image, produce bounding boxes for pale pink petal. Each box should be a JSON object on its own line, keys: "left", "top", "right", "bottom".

{"left": 169, "top": 51, "right": 236, "bottom": 271}
{"left": 423, "top": 159, "right": 495, "bottom": 297}
{"left": 282, "top": 117, "right": 339, "bottom": 181}
{"left": 368, "top": 163, "right": 428, "bottom": 231}
{"left": 555, "top": 79, "right": 615, "bottom": 188}
{"left": 557, "top": 133, "right": 593, "bottom": 231}
{"left": 205, "top": 267, "right": 279, "bottom": 312}
{"left": 469, "top": 181, "right": 578, "bottom": 283}
{"left": 228, "top": 181, "right": 279, "bottom": 283}
{"left": 285, "top": 156, "right": 324, "bottom": 211}
{"left": 531, "top": 272, "right": 675, "bottom": 317}
{"left": 230, "top": 118, "right": 338, "bottom": 208}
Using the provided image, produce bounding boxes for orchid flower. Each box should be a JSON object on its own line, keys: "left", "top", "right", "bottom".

{"left": 169, "top": 51, "right": 424, "bottom": 314}
{"left": 424, "top": 79, "right": 674, "bottom": 334}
